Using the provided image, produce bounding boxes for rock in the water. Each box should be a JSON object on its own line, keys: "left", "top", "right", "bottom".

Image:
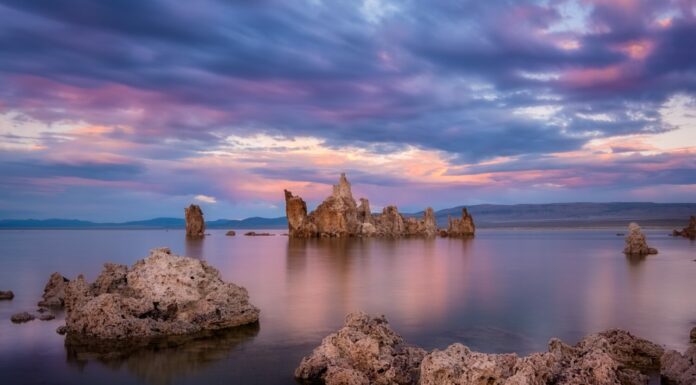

{"left": 691, "top": 327, "right": 696, "bottom": 344}
{"left": 295, "top": 312, "right": 426, "bottom": 385}
{"left": 38, "top": 272, "right": 69, "bottom": 308}
{"left": 63, "top": 247, "right": 259, "bottom": 341}
{"left": 0, "top": 290, "right": 14, "bottom": 300}
{"left": 11, "top": 312, "right": 35, "bottom": 323}
{"left": 56, "top": 325, "right": 68, "bottom": 335}
{"left": 446, "top": 208, "right": 475, "bottom": 237}
{"left": 225, "top": 230, "right": 236, "bottom": 236}
{"left": 298, "top": 313, "right": 664, "bottom": 385}
{"left": 244, "top": 232, "right": 274, "bottom": 236}
{"left": 624, "top": 222, "right": 658, "bottom": 255}
{"left": 39, "top": 313, "right": 55, "bottom": 321}
{"left": 285, "top": 174, "right": 472, "bottom": 238}
{"left": 185, "top": 204, "right": 205, "bottom": 238}
{"left": 661, "top": 346, "right": 696, "bottom": 385}
{"left": 673, "top": 216, "right": 696, "bottom": 240}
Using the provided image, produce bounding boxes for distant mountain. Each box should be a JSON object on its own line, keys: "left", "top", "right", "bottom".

{"left": 1, "top": 202, "right": 693, "bottom": 229}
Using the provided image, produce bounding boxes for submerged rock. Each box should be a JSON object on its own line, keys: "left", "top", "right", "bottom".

{"left": 298, "top": 313, "right": 664, "bottom": 385}
{"left": 691, "top": 327, "right": 696, "bottom": 344}
{"left": 38, "top": 272, "right": 70, "bottom": 308}
{"left": 295, "top": 312, "right": 426, "bottom": 385}
{"left": 244, "top": 231, "right": 274, "bottom": 236}
{"left": 225, "top": 230, "right": 236, "bottom": 236}
{"left": 185, "top": 204, "right": 206, "bottom": 238}
{"left": 39, "top": 313, "right": 55, "bottom": 321}
{"left": 446, "top": 208, "right": 475, "bottom": 237}
{"left": 672, "top": 216, "right": 696, "bottom": 240}
{"left": 285, "top": 173, "right": 474, "bottom": 238}
{"left": 63, "top": 247, "right": 259, "bottom": 341}
{"left": 11, "top": 312, "right": 35, "bottom": 323}
{"left": 624, "top": 223, "right": 658, "bottom": 255}
{"left": 0, "top": 290, "right": 14, "bottom": 300}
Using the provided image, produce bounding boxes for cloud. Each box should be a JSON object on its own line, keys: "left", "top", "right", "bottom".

{"left": 194, "top": 194, "right": 217, "bottom": 204}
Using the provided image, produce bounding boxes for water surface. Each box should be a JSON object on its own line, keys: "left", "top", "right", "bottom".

{"left": 0, "top": 228, "right": 694, "bottom": 384}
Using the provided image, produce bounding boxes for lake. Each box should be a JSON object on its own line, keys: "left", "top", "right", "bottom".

{"left": 0, "top": 228, "right": 694, "bottom": 385}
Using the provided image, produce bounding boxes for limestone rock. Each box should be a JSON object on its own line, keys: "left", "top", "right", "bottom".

{"left": 0, "top": 290, "right": 14, "bottom": 300}
{"left": 446, "top": 208, "right": 475, "bottom": 237}
{"left": 691, "top": 327, "right": 696, "bottom": 344}
{"left": 244, "top": 231, "right": 274, "bottom": 236}
{"left": 38, "top": 272, "right": 69, "bottom": 308}
{"left": 11, "top": 312, "right": 35, "bottom": 323}
{"left": 624, "top": 223, "right": 658, "bottom": 255}
{"left": 56, "top": 325, "right": 68, "bottom": 335}
{"left": 185, "top": 204, "right": 205, "bottom": 238}
{"left": 661, "top": 346, "right": 696, "bottom": 385}
{"left": 295, "top": 312, "right": 426, "bottom": 385}
{"left": 63, "top": 247, "right": 259, "bottom": 341}
{"left": 285, "top": 174, "right": 458, "bottom": 238}
{"left": 39, "top": 313, "right": 55, "bottom": 321}
{"left": 225, "top": 230, "right": 236, "bottom": 236}
{"left": 673, "top": 216, "right": 696, "bottom": 240}
{"left": 299, "top": 313, "right": 664, "bottom": 385}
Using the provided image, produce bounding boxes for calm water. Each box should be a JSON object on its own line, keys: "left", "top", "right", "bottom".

{"left": 0, "top": 228, "right": 694, "bottom": 385}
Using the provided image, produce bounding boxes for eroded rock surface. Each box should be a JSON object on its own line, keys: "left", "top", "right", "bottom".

{"left": 661, "top": 346, "right": 696, "bottom": 385}
{"left": 624, "top": 223, "right": 658, "bottom": 255}
{"left": 63, "top": 247, "right": 259, "bottom": 341}
{"left": 298, "top": 313, "right": 665, "bottom": 385}
{"left": 185, "top": 204, "right": 206, "bottom": 238}
{"left": 38, "top": 272, "right": 69, "bottom": 308}
{"left": 295, "top": 312, "right": 426, "bottom": 385}
{"left": 11, "top": 312, "right": 35, "bottom": 323}
{"left": 285, "top": 174, "right": 474, "bottom": 238}
{"left": 0, "top": 290, "right": 14, "bottom": 300}
{"left": 673, "top": 216, "right": 696, "bottom": 240}
{"left": 446, "top": 208, "right": 475, "bottom": 237}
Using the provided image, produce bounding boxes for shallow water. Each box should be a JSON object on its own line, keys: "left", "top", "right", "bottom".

{"left": 0, "top": 228, "right": 694, "bottom": 385}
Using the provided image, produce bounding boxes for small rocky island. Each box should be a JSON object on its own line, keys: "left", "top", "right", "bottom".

{"left": 185, "top": 204, "right": 206, "bottom": 238}
{"left": 623, "top": 222, "right": 658, "bottom": 255}
{"left": 59, "top": 248, "right": 259, "bottom": 342}
{"left": 673, "top": 216, "right": 696, "bottom": 240}
{"left": 296, "top": 312, "right": 695, "bottom": 385}
{"left": 284, "top": 173, "right": 474, "bottom": 238}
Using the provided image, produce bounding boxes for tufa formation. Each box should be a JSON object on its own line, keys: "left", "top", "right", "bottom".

{"left": 623, "top": 223, "right": 658, "bottom": 255}
{"left": 672, "top": 216, "right": 696, "bottom": 240}
{"left": 284, "top": 173, "right": 473, "bottom": 238}
{"left": 185, "top": 204, "right": 206, "bottom": 238}
{"left": 295, "top": 311, "right": 693, "bottom": 385}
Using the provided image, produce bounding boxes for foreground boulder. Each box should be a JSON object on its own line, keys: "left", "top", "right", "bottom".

{"left": 38, "top": 272, "right": 69, "bottom": 308}
{"left": 295, "top": 312, "right": 427, "bottom": 385}
{"left": 672, "top": 216, "right": 696, "bottom": 240}
{"left": 660, "top": 328, "right": 696, "bottom": 385}
{"left": 297, "top": 313, "right": 665, "bottom": 385}
{"left": 63, "top": 247, "right": 259, "bottom": 341}
{"left": 624, "top": 223, "right": 658, "bottom": 255}
{"left": 0, "top": 290, "right": 14, "bottom": 300}
{"left": 285, "top": 173, "right": 474, "bottom": 238}
{"left": 185, "top": 204, "right": 206, "bottom": 238}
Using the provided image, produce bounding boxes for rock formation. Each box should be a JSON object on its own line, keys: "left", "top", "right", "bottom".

{"left": 285, "top": 173, "right": 474, "bottom": 238}
{"left": 244, "top": 231, "right": 274, "bottom": 236}
{"left": 297, "top": 312, "right": 666, "bottom": 385}
{"left": 225, "top": 230, "right": 236, "bottom": 236}
{"left": 0, "top": 290, "right": 13, "bottom": 300}
{"left": 660, "top": 329, "right": 696, "bottom": 385}
{"left": 185, "top": 204, "right": 205, "bottom": 238}
{"left": 623, "top": 222, "right": 658, "bottom": 255}
{"left": 63, "top": 247, "right": 259, "bottom": 341}
{"left": 446, "top": 208, "right": 475, "bottom": 237}
{"left": 38, "top": 272, "right": 69, "bottom": 308}
{"left": 295, "top": 312, "right": 427, "bottom": 385}
{"left": 11, "top": 312, "right": 35, "bottom": 323}
{"left": 673, "top": 216, "right": 696, "bottom": 240}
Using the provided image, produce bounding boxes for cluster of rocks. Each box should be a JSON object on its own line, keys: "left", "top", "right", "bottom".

{"left": 285, "top": 173, "right": 474, "bottom": 238}
{"left": 672, "top": 216, "right": 696, "bottom": 240}
{"left": 244, "top": 231, "right": 275, "bottom": 236}
{"left": 623, "top": 222, "right": 658, "bottom": 256}
{"left": 9, "top": 272, "right": 70, "bottom": 323}
{"left": 61, "top": 247, "right": 259, "bottom": 341}
{"left": 185, "top": 204, "right": 206, "bottom": 238}
{"left": 297, "top": 312, "right": 696, "bottom": 385}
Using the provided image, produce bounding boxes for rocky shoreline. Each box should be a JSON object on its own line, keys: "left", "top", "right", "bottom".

{"left": 296, "top": 312, "right": 695, "bottom": 385}
{"left": 285, "top": 173, "right": 475, "bottom": 238}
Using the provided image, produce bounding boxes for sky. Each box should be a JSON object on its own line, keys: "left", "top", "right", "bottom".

{"left": 0, "top": 0, "right": 695, "bottom": 221}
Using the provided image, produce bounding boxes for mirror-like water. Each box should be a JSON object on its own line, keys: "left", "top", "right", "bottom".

{"left": 0, "top": 228, "right": 694, "bottom": 385}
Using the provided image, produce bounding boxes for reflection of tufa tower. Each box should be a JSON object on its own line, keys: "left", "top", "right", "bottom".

{"left": 185, "top": 204, "right": 206, "bottom": 238}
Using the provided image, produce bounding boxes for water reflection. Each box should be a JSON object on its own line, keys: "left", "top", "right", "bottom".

{"left": 65, "top": 323, "right": 259, "bottom": 385}
{"left": 184, "top": 237, "right": 205, "bottom": 259}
